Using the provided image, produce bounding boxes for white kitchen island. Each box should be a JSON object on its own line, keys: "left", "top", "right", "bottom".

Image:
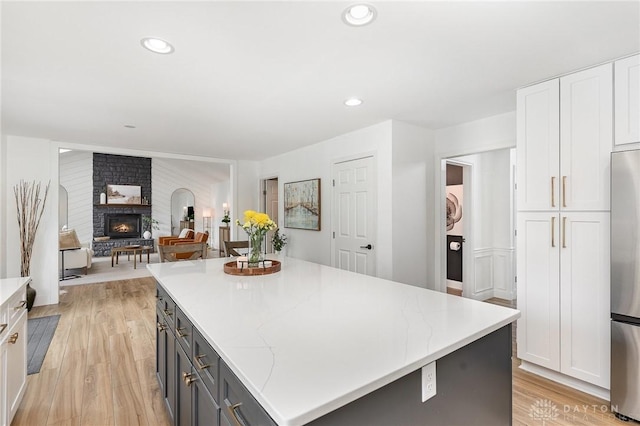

{"left": 148, "top": 257, "right": 520, "bottom": 426}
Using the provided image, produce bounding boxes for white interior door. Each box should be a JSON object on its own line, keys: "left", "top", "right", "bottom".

{"left": 333, "top": 156, "right": 376, "bottom": 276}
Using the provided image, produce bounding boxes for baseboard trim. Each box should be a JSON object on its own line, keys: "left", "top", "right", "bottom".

{"left": 519, "top": 361, "right": 610, "bottom": 401}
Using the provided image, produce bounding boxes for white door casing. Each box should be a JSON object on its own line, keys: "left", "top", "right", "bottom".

{"left": 332, "top": 156, "right": 376, "bottom": 276}
{"left": 264, "top": 178, "right": 279, "bottom": 253}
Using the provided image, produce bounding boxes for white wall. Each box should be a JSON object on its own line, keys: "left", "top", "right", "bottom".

{"left": 59, "top": 150, "right": 93, "bottom": 244}
{"left": 0, "top": 135, "right": 6, "bottom": 278}
{"left": 391, "top": 121, "right": 435, "bottom": 288}
{"left": 259, "top": 121, "right": 394, "bottom": 278}
{"left": 433, "top": 111, "right": 516, "bottom": 292}
{"left": 4, "top": 136, "right": 59, "bottom": 306}
{"left": 152, "top": 157, "right": 230, "bottom": 239}
{"left": 0, "top": 3, "right": 4, "bottom": 278}
{"left": 234, "top": 160, "right": 260, "bottom": 241}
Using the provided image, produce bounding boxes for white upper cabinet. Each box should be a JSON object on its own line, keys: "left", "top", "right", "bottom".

{"left": 614, "top": 54, "right": 640, "bottom": 146}
{"left": 517, "top": 79, "right": 560, "bottom": 211}
{"left": 560, "top": 63, "right": 612, "bottom": 211}
{"left": 517, "top": 64, "right": 612, "bottom": 212}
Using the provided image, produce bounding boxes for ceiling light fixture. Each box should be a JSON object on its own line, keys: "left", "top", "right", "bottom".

{"left": 140, "top": 37, "right": 174, "bottom": 54}
{"left": 342, "top": 4, "right": 377, "bottom": 27}
{"left": 344, "top": 98, "right": 363, "bottom": 107}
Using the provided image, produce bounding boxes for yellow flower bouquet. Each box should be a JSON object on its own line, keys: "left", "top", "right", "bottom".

{"left": 236, "top": 210, "right": 277, "bottom": 264}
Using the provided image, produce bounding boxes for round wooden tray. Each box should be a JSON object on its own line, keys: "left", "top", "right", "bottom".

{"left": 223, "top": 260, "right": 281, "bottom": 276}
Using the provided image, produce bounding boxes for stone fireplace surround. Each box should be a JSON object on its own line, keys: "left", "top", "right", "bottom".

{"left": 92, "top": 153, "right": 154, "bottom": 257}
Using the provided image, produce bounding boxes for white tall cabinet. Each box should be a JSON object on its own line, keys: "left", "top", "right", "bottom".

{"left": 517, "top": 63, "right": 612, "bottom": 391}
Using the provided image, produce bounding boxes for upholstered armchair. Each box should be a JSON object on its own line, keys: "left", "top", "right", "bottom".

{"left": 157, "top": 228, "right": 195, "bottom": 246}
{"left": 59, "top": 229, "right": 94, "bottom": 275}
{"left": 170, "top": 231, "right": 209, "bottom": 259}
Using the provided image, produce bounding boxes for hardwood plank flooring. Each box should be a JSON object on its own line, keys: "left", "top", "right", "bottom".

{"left": 13, "top": 278, "right": 171, "bottom": 426}
{"left": 13, "top": 282, "right": 630, "bottom": 425}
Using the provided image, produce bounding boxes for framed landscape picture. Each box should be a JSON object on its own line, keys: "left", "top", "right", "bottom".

{"left": 107, "top": 184, "right": 142, "bottom": 204}
{"left": 284, "top": 178, "right": 320, "bottom": 230}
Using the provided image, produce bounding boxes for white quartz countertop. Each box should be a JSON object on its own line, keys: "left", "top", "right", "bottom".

{"left": 148, "top": 257, "right": 520, "bottom": 426}
{"left": 0, "top": 277, "right": 30, "bottom": 306}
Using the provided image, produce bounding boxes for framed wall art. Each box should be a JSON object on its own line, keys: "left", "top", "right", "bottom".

{"left": 107, "top": 184, "right": 142, "bottom": 204}
{"left": 284, "top": 178, "right": 320, "bottom": 230}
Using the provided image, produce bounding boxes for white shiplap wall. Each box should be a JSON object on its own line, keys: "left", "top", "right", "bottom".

{"left": 152, "top": 158, "right": 230, "bottom": 241}
{"left": 59, "top": 150, "right": 93, "bottom": 245}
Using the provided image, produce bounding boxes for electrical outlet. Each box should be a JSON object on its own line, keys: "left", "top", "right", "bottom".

{"left": 421, "top": 361, "right": 437, "bottom": 402}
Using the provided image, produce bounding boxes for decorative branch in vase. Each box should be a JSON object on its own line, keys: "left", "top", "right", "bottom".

{"left": 14, "top": 180, "right": 50, "bottom": 311}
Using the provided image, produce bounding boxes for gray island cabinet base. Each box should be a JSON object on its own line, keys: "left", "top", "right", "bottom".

{"left": 307, "top": 324, "right": 512, "bottom": 426}
{"left": 149, "top": 257, "right": 519, "bottom": 426}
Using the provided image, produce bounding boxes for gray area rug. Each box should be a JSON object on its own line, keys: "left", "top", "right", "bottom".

{"left": 27, "top": 314, "right": 60, "bottom": 375}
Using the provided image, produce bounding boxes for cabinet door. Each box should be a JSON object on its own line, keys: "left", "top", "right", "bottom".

{"left": 193, "top": 376, "right": 219, "bottom": 426}
{"left": 517, "top": 79, "right": 560, "bottom": 211}
{"left": 516, "top": 212, "right": 560, "bottom": 370}
{"left": 6, "top": 312, "right": 27, "bottom": 423}
{"left": 176, "top": 344, "right": 193, "bottom": 426}
{"left": 560, "top": 212, "right": 610, "bottom": 388}
{"left": 166, "top": 327, "right": 177, "bottom": 423}
{"left": 560, "top": 63, "right": 613, "bottom": 211}
{"left": 156, "top": 308, "right": 168, "bottom": 400}
{"left": 0, "top": 336, "right": 7, "bottom": 426}
{"left": 614, "top": 54, "right": 640, "bottom": 146}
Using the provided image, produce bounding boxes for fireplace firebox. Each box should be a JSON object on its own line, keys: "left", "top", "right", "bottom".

{"left": 105, "top": 214, "right": 141, "bottom": 239}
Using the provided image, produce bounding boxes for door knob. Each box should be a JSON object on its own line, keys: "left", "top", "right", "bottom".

{"left": 360, "top": 244, "right": 373, "bottom": 250}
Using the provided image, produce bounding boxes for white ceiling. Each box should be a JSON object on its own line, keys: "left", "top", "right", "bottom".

{"left": 2, "top": 1, "right": 639, "bottom": 161}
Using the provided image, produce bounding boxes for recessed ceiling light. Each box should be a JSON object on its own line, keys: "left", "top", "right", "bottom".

{"left": 140, "top": 37, "right": 174, "bottom": 54}
{"left": 344, "top": 98, "right": 363, "bottom": 107}
{"left": 342, "top": 4, "right": 377, "bottom": 26}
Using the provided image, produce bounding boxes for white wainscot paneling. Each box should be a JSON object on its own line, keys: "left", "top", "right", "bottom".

{"left": 472, "top": 248, "right": 515, "bottom": 300}
{"left": 492, "top": 248, "right": 515, "bottom": 300}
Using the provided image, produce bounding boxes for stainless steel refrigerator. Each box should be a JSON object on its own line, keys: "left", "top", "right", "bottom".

{"left": 611, "top": 149, "right": 640, "bottom": 422}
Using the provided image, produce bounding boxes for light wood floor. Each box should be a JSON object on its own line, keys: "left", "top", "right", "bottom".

{"left": 14, "top": 282, "right": 629, "bottom": 426}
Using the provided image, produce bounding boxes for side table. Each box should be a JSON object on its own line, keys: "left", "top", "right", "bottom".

{"left": 219, "top": 226, "right": 230, "bottom": 255}
{"left": 59, "top": 247, "right": 81, "bottom": 281}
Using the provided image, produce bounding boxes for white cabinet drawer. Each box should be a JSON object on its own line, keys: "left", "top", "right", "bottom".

{"left": 6, "top": 288, "right": 27, "bottom": 329}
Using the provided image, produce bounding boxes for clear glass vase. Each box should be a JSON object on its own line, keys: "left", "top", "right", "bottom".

{"left": 248, "top": 232, "right": 265, "bottom": 266}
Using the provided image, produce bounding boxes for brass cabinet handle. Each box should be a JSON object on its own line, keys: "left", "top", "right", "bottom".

{"left": 9, "top": 332, "right": 19, "bottom": 344}
{"left": 176, "top": 327, "right": 187, "bottom": 338}
{"left": 551, "top": 176, "right": 556, "bottom": 207}
{"left": 163, "top": 309, "right": 173, "bottom": 316}
{"left": 14, "top": 300, "right": 27, "bottom": 310}
{"left": 551, "top": 216, "right": 556, "bottom": 248}
{"left": 228, "top": 402, "right": 245, "bottom": 426}
{"left": 156, "top": 322, "right": 167, "bottom": 332}
{"left": 182, "top": 372, "right": 196, "bottom": 386}
{"left": 0, "top": 324, "right": 7, "bottom": 335}
{"left": 562, "top": 176, "right": 567, "bottom": 207}
{"left": 194, "top": 354, "right": 210, "bottom": 370}
{"left": 562, "top": 216, "right": 567, "bottom": 248}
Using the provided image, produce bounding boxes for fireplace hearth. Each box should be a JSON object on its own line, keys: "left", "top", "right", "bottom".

{"left": 105, "top": 214, "right": 141, "bottom": 239}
